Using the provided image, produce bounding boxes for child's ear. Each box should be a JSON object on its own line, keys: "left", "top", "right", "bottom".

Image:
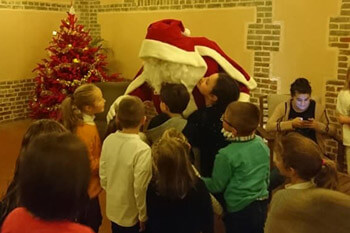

{"left": 160, "top": 101, "right": 169, "bottom": 113}
{"left": 83, "top": 105, "right": 92, "bottom": 114}
{"left": 208, "top": 93, "right": 218, "bottom": 103}
{"left": 285, "top": 166, "right": 296, "bottom": 178}
{"left": 141, "top": 116, "right": 147, "bottom": 125}
{"left": 230, "top": 127, "right": 238, "bottom": 136}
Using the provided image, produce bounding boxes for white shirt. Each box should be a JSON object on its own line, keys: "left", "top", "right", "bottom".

{"left": 100, "top": 131, "right": 152, "bottom": 227}
{"left": 337, "top": 90, "right": 350, "bottom": 146}
{"left": 82, "top": 113, "right": 95, "bottom": 125}
{"left": 285, "top": 181, "right": 315, "bottom": 190}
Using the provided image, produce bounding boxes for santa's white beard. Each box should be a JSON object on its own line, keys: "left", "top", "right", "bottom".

{"left": 142, "top": 57, "right": 204, "bottom": 94}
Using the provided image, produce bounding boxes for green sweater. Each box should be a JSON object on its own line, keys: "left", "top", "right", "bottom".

{"left": 202, "top": 135, "right": 270, "bottom": 212}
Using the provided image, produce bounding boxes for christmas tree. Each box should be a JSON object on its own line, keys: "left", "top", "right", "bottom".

{"left": 30, "top": 7, "right": 118, "bottom": 119}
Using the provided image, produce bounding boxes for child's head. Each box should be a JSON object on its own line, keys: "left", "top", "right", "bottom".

{"left": 222, "top": 101, "right": 260, "bottom": 136}
{"left": 290, "top": 78, "right": 312, "bottom": 112}
{"left": 0, "top": 120, "right": 67, "bottom": 224}
{"left": 117, "top": 96, "right": 145, "bottom": 129}
{"left": 274, "top": 133, "right": 338, "bottom": 189}
{"left": 160, "top": 83, "right": 190, "bottom": 115}
{"left": 19, "top": 133, "right": 90, "bottom": 221}
{"left": 151, "top": 128, "right": 196, "bottom": 199}
{"left": 61, "top": 83, "right": 105, "bottom": 132}
{"left": 197, "top": 72, "right": 240, "bottom": 111}
{"left": 21, "top": 119, "right": 67, "bottom": 151}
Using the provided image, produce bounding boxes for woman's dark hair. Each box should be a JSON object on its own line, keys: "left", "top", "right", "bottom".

{"left": 275, "top": 133, "right": 338, "bottom": 190}
{"left": 0, "top": 120, "right": 67, "bottom": 225}
{"left": 290, "top": 78, "right": 312, "bottom": 96}
{"left": 211, "top": 73, "right": 240, "bottom": 112}
{"left": 18, "top": 133, "right": 90, "bottom": 220}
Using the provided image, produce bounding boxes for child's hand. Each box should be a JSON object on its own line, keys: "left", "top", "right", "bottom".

{"left": 301, "top": 118, "right": 320, "bottom": 130}
{"left": 291, "top": 117, "right": 304, "bottom": 128}
{"left": 139, "top": 221, "right": 146, "bottom": 232}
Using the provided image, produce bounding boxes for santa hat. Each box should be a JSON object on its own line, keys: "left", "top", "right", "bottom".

{"left": 125, "top": 19, "right": 256, "bottom": 102}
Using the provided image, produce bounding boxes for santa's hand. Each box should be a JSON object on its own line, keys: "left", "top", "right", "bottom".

{"left": 106, "top": 95, "right": 128, "bottom": 124}
{"left": 143, "top": 100, "right": 158, "bottom": 130}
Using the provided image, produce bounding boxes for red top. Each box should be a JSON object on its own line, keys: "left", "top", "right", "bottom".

{"left": 1, "top": 208, "right": 94, "bottom": 233}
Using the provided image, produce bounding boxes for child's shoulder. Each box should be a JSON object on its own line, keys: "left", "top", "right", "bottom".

{"left": 221, "top": 136, "right": 269, "bottom": 155}
{"left": 338, "top": 89, "right": 350, "bottom": 98}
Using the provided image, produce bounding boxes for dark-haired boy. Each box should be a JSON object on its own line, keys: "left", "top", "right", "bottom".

{"left": 100, "top": 96, "right": 152, "bottom": 233}
{"left": 146, "top": 83, "right": 190, "bottom": 144}
{"left": 202, "top": 102, "right": 270, "bottom": 233}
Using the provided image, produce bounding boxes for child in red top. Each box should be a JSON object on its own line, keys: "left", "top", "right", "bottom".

{"left": 1, "top": 133, "right": 93, "bottom": 233}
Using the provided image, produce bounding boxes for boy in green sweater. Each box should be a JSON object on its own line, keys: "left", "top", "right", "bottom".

{"left": 202, "top": 101, "right": 270, "bottom": 233}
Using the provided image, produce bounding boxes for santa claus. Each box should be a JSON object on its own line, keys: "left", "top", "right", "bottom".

{"left": 107, "top": 19, "right": 256, "bottom": 122}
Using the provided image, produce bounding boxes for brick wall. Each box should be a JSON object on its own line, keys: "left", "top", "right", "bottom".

{"left": 0, "top": 1, "right": 71, "bottom": 123}
{"left": 324, "top": 0, "right": 350, "bottom": 160}
{"left": 0, "top": 79, "right": 35, "bottom": 123}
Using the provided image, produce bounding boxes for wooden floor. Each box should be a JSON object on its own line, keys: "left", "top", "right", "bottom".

{"left": 0, "top": 120, "right": 111, "bottom": 233}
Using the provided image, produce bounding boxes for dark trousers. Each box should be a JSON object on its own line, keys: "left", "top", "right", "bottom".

{"left": 111, "top": 222, "right": 139, "bottom": 233}
{"left": 77, "top": 197, "right": 102, "bottom": 233}
{"left": 224, "top": 199, "right": 268, "bottom": 233}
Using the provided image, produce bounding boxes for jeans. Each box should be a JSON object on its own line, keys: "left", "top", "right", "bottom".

{"left": 224, "top": 199, "right": 268, "bottom": 233}
{"left": 111, "top": 222, "right": 139, "bottom": 233}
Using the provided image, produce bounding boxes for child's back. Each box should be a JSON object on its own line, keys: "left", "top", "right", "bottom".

{"left": 202, "top": 102, "right": 269, "bottom": 233}
{"left": 212, "top": 136, "right": 269, "bottom": 212}
{"left": 100, "top": 96, "right": 152, "bottom": 232}
{"left": 146, "top": 83, "right": 190, "bottom": 144}
{"left": 101, "top": 131, "right": 151, "bottom": 226}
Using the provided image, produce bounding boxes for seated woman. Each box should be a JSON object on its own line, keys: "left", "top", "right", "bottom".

{"left": 266, "top": 77, "right": 335, "bottom": 153}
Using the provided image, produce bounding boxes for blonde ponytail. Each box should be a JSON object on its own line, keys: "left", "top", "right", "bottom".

{"left": 61, "top": 96, "right": 83, "bottom": 132}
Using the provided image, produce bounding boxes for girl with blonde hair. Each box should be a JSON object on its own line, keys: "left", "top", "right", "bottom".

{"left": 61, "top": 83, "right": 105, "bottom": 232}
{"left": 147, "top": 128, "right": 214, "bottom": 233}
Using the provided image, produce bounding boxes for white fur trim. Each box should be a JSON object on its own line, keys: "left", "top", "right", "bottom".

{"left": 106, "top": 95, "right": 129, "bottom": 124}
{"left": 238, "top": 92, "right": 250, "bottom": 102}
{"left": 182, "top": 28, "right": 191, "bottom": 36}
{"left": 139, "top": 39, "right": 208, "bottom": 69}
{"left": 125, "top": 72, "right": 146, "bottom": 95}
{"left": 183, "top": 94, "right": 198, "bottom": 118}
{"left": 195, "top": 46, "right": 257, "bottom": 90}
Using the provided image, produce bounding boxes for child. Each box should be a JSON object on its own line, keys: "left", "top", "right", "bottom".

{"left": 337, "top": 67, "right": 350, "bottom": 174}
{"left": 183, "top": 72, "right": 240, "bottom": 176}
{"left": 202, "top": 102, "right": 270, "bottom": 233}
{"left": 265, "top": 133, "right": 345, "bottom": 233}
{"left": 61, "top": 83, "right": 105, "bottom": 232}
{"left": 147, "top": 128, "right": 213, "bottom": 233}
{"left": 273, "top": 132, "right": 338, "bottom": 190}
{"left": 0, "top": 119, "right": 67, "bottom": 226}
{"left": 146, "top": 83, "right": 190, "bottom": 144}
{"left": 266, "top": 78, "right": 335, "bottom": 153}
{"left": 1, "top": 133, "right": 93, "bottom": 233}
{"left": 100, "top": 96, "right": 152, "bottom": 233}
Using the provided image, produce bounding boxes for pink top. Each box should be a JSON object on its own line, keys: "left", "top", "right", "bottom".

{"left": 1, "top": 207, "right": 94, "bottom": 233}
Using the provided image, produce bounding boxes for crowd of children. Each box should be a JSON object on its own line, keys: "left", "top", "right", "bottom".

{"left": 1, "top": 70, "right": 350, "bottom": 233}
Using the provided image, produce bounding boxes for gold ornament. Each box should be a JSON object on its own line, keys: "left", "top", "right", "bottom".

{"left": 73, "top": 58, "right": 80, "bottom": 63}
{"left": 83, "top": 47, "right": 88, "bottom": 51}
{"left": 68, "top": 44, "right": 72, "bottom": 48}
